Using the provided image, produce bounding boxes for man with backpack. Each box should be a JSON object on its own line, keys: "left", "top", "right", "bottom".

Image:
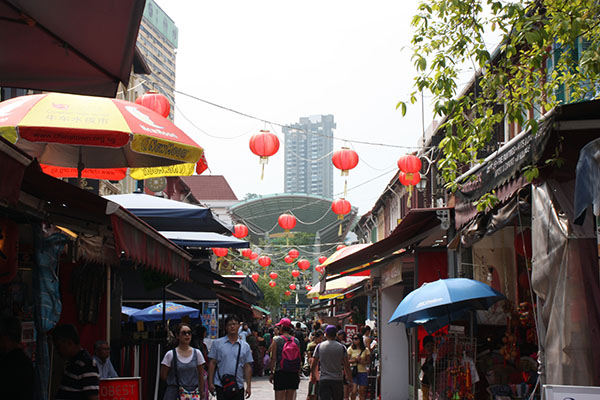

{"left": 310, "top": 325, "right": 353, "bottom": 400}
{"left": 268, "top": 318, "right": 301, "bottom": 400}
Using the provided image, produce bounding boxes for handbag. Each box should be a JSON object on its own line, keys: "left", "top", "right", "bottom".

{"left": 218, "top": 342, "right": 242, "bottom": 399}
{"left": 351, "top": 349, "right": 364, "bottom": 378}
{"left": 173, "top": 349, "right": 201, "bottom": 400}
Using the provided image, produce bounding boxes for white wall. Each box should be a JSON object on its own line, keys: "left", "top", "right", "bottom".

{"left": 381, "top": 286, "right": 409, "bottom": 400}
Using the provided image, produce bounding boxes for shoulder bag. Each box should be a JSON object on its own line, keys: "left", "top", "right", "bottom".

{"left": 218, "top": 342, "right": 242, "bottom": 399}
{"left": 173, "top": 349, "right": 201, "bottom": 400}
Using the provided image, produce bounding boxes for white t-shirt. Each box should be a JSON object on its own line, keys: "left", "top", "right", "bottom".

{"left": 161, "top": 348, "right": 205, "bottom": 366}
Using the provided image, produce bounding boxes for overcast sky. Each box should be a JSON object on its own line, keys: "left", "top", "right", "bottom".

{"left": 155, "top": 0, "right": 441, "bottom": 214}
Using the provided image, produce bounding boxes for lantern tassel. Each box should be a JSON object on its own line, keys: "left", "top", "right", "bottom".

{"left": 344, "top": 179, "right": 348, "bottom": 198}
{"left": 261, "top": 164, "right": 265, "bottom": 180}
{"left": 338, "top": 222, "right": 343, "bottom": 236}
{"left": 407, "top": 186, "right": 413, "bottom": 207}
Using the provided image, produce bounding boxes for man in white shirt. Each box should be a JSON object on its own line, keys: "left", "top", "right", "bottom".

{"left": 93, "top": 340, "right": 118, "bottom": 379}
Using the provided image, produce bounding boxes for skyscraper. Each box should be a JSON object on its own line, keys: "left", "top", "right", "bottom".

{"left": 284, "top": 115, "right": 335, "bottom": 198}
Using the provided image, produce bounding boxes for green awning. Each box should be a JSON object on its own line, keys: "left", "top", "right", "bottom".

{"left": 251, "top": 305, "right": 271, "bottom": 315}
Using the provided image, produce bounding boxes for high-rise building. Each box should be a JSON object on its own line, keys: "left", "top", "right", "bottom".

{"left": 134, "top": 0, "right": 178, "bottom": 117}
{"left": 284, "top": 115, "right": 335, "bottom": 198}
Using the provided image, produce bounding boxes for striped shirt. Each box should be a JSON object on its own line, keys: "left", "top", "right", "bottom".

{"left": 55, "top": 349, "right": 100, "bottom": 399}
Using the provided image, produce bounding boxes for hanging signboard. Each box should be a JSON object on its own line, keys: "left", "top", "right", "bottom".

{"left": 202, "top": 301, "right": 219, "bottom": 339}
{"left": 99, "top": 377, "right": 141, "bottom": 400}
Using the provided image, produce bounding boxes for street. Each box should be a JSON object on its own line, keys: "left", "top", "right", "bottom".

{"left": 246, "top": 376, "right": 309, "bottom": 399}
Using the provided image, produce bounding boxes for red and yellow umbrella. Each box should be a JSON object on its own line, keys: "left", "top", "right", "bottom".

{"left": 320, "top": 244, "right": 372, "bottom": 276}
{"left": 0, "top": 93, "right": 204, "bottom": 180}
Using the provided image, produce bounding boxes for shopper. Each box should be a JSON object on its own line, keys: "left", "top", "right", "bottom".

{"left": 305, "top": 330, "right": 324, "bottom": 400}
{"left": 310, "top": 325, "right": 352, "bottom": 400}
{"left": 93, "top": 340, "right": 118, "bottom": 379}
{"left": 269, "top": 318, "right": 302, "bottom": 400}
{"left": 160, "top": 322, "right": 206, "bottom": 400}
{"left": 52, "top": 324, "right": 100, "bottom": 400}
{"left": 421, "top": 336, "right": 435, "bottom": 400}
{"left": 207, "top": 314, "right": 253, "bottom": 399}
{"left": 348, "top": 334, "right": 370, "bottom": 400}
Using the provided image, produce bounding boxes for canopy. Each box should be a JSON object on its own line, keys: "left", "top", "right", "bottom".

{"left": 0, "top": 0, "right": 145, "bottom": 97}
{"left": 160, "top": 231, "right": 249, "bottom": 249}
{"left": 307, "top": 276, "right": 369, "bottom": 299}
{"left": 130, "top": 302, "right": 200, "bottom": 322}
{"left": 121, "top": 306, "right": 140, "bottom": 316}
{"left": 104, "top": 193, "right": 232, "bottom": 234}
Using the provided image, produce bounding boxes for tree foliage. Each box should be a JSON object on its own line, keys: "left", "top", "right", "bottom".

{"left": 401, "top": 0, "right": 600, "bottom": 205}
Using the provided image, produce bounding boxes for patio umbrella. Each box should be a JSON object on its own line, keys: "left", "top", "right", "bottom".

{"left": 320, "top": 244, "right": 372, "bottom": 276}
{"left": 121, "top": 306, "right": 140, "bottom": 316}
{"left": 307, "top": 276, "right": 369, "bottom": 299}
{"left": 0, "top": 93, "right": 204, "bottom": 180}
{"left": 388, "top": 278, "right": 505, "bottom": 332}
{"left": 130, "top": 302, "right": 200, "bottom": 323}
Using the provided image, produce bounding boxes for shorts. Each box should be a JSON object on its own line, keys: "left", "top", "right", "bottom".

{"left": 352, "top": 372, "right": 368, "bottom": 386}
{"left": 273, "top": 370, "right": 300, "bottom": 391}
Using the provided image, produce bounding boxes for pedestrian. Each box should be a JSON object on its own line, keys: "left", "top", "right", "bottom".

{"left": 420, "top": 336, "right": 435, "bottom": 400}
{"left": 294, "top": 322, "right": 307, "bottom": 366}
{"left": 268, "top": 318, "right": 302, "bottom": 400}
{"left": 93, "top": 340, "right": 118, "bottom": 379}
{"left": 347, "top": 334, "right": 370, "bottom": 400}
{"left": 192, "top": 325, "right": 210, "bottom": 400}
{"left": 305, "top": 330, "right": 324, "bottom": 400}
{"left": 310, "top": 325, "right": 352, "bottom": 400}
{"left": 52, "top": 324, "right": 100, "bottom": 400}
{"left": 0, "top": 316, "right": 34, "bottom": 400}
{"left": 160, "top": 322, "right": 206, "bottom": 400}
{"left": 207, "top": 314, "right": 253, "bottom": 399}
{"left": 336, "top": 330, "right": 351, "bottom": 400}
{"left": 239, "top": 322, "right": 250, "bottom": 342}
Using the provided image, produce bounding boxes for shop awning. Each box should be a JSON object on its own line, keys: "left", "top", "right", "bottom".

{"left": 324, "top": 208, "right": 449, "bottom": 279}
{"left": 251, "top": 305, "right": 271, "bottom": 315}
{"left": 160, "top": 231, "right": 249, "bottom": 249}
{"left": 307, "top": 276, "right": 369, "bottom": 299}
{"left": 0, "top": 0, "right": 145, "bottom": 96}
{"left": 216, "top": 293, "right": 252, "bottom": 312}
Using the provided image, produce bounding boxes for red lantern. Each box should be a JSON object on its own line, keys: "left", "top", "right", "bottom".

{"left": 289, "top": 283, "right": 297, "bottom": 290}
{"left": 249, "top": 130, "right": 280, "bottom": 179}
{"left": 233, "top": 224, "right": 248, "bottom": 239}
{"left": 337, "top": 244, "right": 346, "bottom": 251}
{"left": 332, "top": 147, "right": 359, "bottom": 176}
{"left": 331, "top": 198, "right": 352, "bottom": 220}
{"left": 305, "top": 284, "right": 313, "bottom": 291}
{"left": 269, "top": 280, "right": 276, "bottom": 287}
{"left": 251, "top": 272, "right": 260, "bottom": 282}
{"left": 288, "top": 249, "right": 299, "bottom": 259}
{"left": 278, "top": 213, "right": 297, "bottom": 232}
{"left": 269, "top": 272, "right": 278, "bottom": 280}
{"left": 258, "top": 256, "right": 271, "bottom": 268}
{"left": 284, "top": 290, "right": 291, "bottom": 296}
{"left": 235, "top": 270, "right": 244, "bottom": 276}
{"left": 212, "top": 247, "right": 228, "bottom": 257}
{"left": 298, "top": 259, "right": 310, "bottom": 271}
{"left": 241, "top": 249, "right": 252, "bottom": 258}
{"left": 318, "top": 256, "right": 327, "bottom": 264}
{"left": 291, "top": 270, "right": 300, "bottom": 278}
{"left": 399, "top": 171, "right": 421, "bottom": 186}
{"left": 284, "top": 255, "right": 294, "bottom": 264}
{"left": 315, "top": 265, "right": 324, "bottom": 274}
{"left": 135, "top": 91, "right": 171, "bottom": 118}
{"left": 249, "top": 252, "right": 259, "bottom": 260}
{"left": 397, "top": 154, "right": 422, "bottom": 174}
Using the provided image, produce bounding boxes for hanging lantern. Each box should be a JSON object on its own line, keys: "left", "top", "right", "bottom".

{"left": 269, "top": 280, "right": 276, "bottom": 287}
{"left": 289, "top": 283, "right": 297, "bottom": 290}
{"left": 399, "top": 171, "right": 421, "bottom": 207}
{"left": 233, "top": 224, "right": 249, "bottom": 239}
{"left": 212, "top": 247, "right": 228, "bottom": 258}
{"left": 337, "top": 244, "right": 346, "bottom": 251}
{"left": 135, "top": 91, "right": 171, "bottom": 118}
{"left": 318, "top": 256, "right": 328, "bottom": 264}
{"left": 332, "top": 198, "right": 352, "bottom": 236}
{"left": 278, "top": 213, "right": 297, "bottom": 232}
{"left": 235, "top": 270, "right": 244, "bottom": 276}
{"left": 332, "top": 147, "right": 359, "bottom": 197}
{"left": 258, "top": 256, "right": 271, "bottom": 268}
{"left": 249, "top": 130, "right": 280, "bottom": 180}
{"left": 291, "top": 270, "right": 300, "bottom": 278}
{"left": 269, "top": 272, "right": 278, "bottom": 280}
{"left": 249, "top": 252, "right": 259, "bottom": 260}
{"left": 288, "top": 249, "right": 299, "bottom": 259}
{"left": 305, "top": 284, "right": 313, "bottom": 291}
{"left": 397, "top": 154, "right": 422, "bottom": 174}
{"left": 251, "top": 272, "right": 260, "bottom": 282}
{"left": 315, "top": 265, "right": 324, "bottom": 274}
{"left": 298, "top": 259, "right": 310, "bottom": 271}
{"left": 284, "top": 290, "right": 291, "bottom": 296}
{"left": 284, "top": 255, "right": 294, "bottom": 264}
{"left": 241, "top": 249, "right": 252, "bottom": 258}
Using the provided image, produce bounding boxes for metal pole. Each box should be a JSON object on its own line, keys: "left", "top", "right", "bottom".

{"left": 106, "top": 265, "right": 111, "bottom": 344}
{"left": 162, "top": 286, "right": 166, "bottom": 331}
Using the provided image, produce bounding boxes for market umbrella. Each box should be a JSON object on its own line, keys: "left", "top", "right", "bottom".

{"left": 121, "top": 306, "right": 140, "bottom": 316}
{"left": 388, "top": 278, "right": 505, "bottom": 332}
{"left": 307, "top": 276, "right": 369, "bottom": 299}
{"left": 130, "top": 302, "right": 200, "bottom": 323}
{"left": 0, "top": 93, "right": 204, "bottom": 180}
{"left": 320, "top": 244, "right": 372, "bottom": 276}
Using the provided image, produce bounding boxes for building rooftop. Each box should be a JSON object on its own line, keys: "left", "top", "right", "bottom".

{"left": 181, "top": 175, "right": 238, "bottom": 201}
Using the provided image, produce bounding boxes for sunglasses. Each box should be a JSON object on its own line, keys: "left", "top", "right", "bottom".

{"left": 180, "top": 331, "right": 192, "bottom": 336}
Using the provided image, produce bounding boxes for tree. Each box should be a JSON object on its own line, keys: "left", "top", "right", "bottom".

{"left": 399, "top": 0, "right": 600, "bottom": 208}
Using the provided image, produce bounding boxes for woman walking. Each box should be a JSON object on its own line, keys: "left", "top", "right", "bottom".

{"left": 160, "top": 323, "right": 206, "bottom": 399}
{"left": 347, "top": 334, "right": 370, "bottom": 400}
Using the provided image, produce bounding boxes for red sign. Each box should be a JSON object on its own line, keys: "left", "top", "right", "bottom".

{"left": 344, "top": 324, "right": 358, "bottom": 345}
{"left": 99, "top": 378, "right": 141, "bottom": 400}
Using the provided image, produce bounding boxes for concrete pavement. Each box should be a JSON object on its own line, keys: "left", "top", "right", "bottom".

{"left": 247, "top": 375, "right": 309, "bottom": 399}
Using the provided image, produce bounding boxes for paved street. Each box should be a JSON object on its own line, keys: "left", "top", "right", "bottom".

{"left": 248, "top": 375, "right": 309, "bottom": 399}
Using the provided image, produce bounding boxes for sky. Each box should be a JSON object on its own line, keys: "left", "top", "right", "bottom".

{"left": 154, "top": 0, "right": 439, "bottom": 215}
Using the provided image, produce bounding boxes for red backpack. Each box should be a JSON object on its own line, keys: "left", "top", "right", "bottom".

{"left": 280, "top": 336, "right": 301, "bottom": 372}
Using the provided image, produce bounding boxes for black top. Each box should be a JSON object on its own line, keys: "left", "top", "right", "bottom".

{"left": 55, "top": 349, "right": 100, "bottom": 400}
{"left": 0, "top": 348, "right": 34, "bottom": 400}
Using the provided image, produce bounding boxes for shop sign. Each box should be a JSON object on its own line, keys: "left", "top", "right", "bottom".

{"left": 99, "top": 377, "right": 140, "bottom": 400}
{"left": 202, "top": 301, "right": 219, "bottom": 339}
{"left": 381, "top": 259, "right": 403, "bottom": 289}
{"left": 344, "top": 324, "right": 358, "bottom": 344}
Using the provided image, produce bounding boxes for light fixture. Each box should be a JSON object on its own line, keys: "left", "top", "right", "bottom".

{"left": 416, "top": 176, "right": 428, "bottom": 192}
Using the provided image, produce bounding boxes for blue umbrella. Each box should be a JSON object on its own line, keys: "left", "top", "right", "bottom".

{"left": 388, "top": 278, "right": 505, "bottom": 332}
{"left": 130, "top": 302, "right": 200, "bottom": 322}
{"left": 121, "top": 306, "right": 140, "bottom": 316}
